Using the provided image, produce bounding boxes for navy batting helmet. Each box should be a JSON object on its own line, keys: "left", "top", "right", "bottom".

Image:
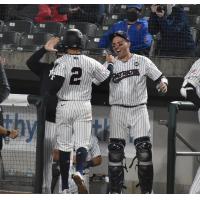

{"left": 63, "top": 28, "right": 84, "bottom": 49}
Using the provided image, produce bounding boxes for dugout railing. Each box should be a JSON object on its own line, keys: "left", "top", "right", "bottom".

{"left": 166, "top": 101, "right": 200, "bottom": 194}
{"left": 0, "top": 94, "right": 45, "bottom": 193}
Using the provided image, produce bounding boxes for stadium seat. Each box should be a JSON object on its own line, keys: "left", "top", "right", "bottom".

{"left": 36, "top": 22, "right": 65, "bottom": 36}
{"left": 86, "top": 37, "right": 100, "bottom": 49}
{"left": 5, "top": 20, "right": 35, "bottom": 34}
{"left": 112, "top": 4, "right": 127, "bottom": 14}
{"left": 0, "top": 20, "right": 4, "bottom": 31}
{"left": 67, "top": 22, "right": 98, "bottom": 37}
{"left": 103, "top": 14, "right": 120, "bottom": 26}
{"left": 95, "top": 26, "right": 109, "bottom": 37}
{"left": 0, "top": 31, "right": 21, "bottom": 50}
{"left": 17, "top": 32, "right": 53, "bottom": 51}
{"left": 85, "top": 36, "right": 106, "bottom": 55}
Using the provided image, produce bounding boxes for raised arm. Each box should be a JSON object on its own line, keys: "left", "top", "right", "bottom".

{"left": 26, "top": 37, "right": 60, "bottom": 76}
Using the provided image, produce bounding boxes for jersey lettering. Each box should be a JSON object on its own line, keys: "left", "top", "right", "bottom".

{"left": 69, "top": 67, "right": 82, "bottom": 85}
{"left": 112, "top": 69, "right": 140, "bottom": 83}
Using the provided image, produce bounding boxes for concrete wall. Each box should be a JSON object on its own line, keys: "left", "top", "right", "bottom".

{"left": 1, "top": 51, "right": 198, "bottom": 77}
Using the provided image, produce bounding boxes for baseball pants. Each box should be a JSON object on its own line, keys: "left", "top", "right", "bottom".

{"left": 189, "top": 166, "right": 200, "bottom": 193}
{"left": 55, "top": 100, "right": 92, "bottom": 152}
{"left": 42, "top": 121, "right": 57, "bottom": 193}
{"left": 110, "top": 105, "right": 151, "bottom": 140}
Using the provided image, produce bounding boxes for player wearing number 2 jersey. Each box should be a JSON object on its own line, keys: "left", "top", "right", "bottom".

{"left": 49, "top": 29, "right": 110, "bottom": 193}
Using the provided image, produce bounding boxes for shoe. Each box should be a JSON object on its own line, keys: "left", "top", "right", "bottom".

{"left": 72, "top": 171, "right": 88, "bottom": 194}
{"left": 62, "top": 189, "right": 70, "bottom": 194}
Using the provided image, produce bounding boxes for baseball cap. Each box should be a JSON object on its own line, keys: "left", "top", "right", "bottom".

{"left": 127, "top": 4, "right": 143, "bottom": 11}
{"left": 109, "top": 31, "right": 130, "bottom": 42}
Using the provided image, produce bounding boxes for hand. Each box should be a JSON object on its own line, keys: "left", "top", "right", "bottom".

{"left": 9, "top": 129, "right": 19, "bottom": 139}
{"left": 44, "top": 37, "right": 60, "bottom": 52}
{"left": 156, "top": 9, "right": 165, "bottom": 17}
{"left": 157, "top": 82, "right": 168, "bottom": 93}
{"left": 106, "top": 54, "right": 115, "bottom": 63}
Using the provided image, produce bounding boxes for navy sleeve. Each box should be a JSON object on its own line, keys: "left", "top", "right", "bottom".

{"left": 48, "top": 75, "right": 65, "bottom": 96}
{"left": 0, "top": 64, "right": 10, "bottom": 103}
{"left": 26, "top": 47, "right": 51, "bottom": 76}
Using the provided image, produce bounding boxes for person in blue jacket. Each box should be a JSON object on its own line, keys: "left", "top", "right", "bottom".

{"left": 148, "top": 4, "right": 195, "bottom": 57}
{"left": 98, "top": 4, "right": 152, "bottom": 56}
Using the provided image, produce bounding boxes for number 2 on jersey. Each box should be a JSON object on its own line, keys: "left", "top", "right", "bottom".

{"left": 69, "top": 67, "right": 82, "bottom": 85}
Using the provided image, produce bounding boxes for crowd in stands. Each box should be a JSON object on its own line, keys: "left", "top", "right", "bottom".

{"left": 0, "top": 4, "right": 200, "bottom": 57}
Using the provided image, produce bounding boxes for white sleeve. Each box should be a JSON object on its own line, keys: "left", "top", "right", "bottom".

{"left": 145, "top": 57, "right": 162, "bottom": 81}
{"left": 92, "top": 60, "right": 110, "bottom": 83}
{"left": 49, "top": 59, "right": 66, "bottom": 79}
{"left": 183, "top": 59, "right": 200, "bottom": 88}
{"left": 89, "top": 135, "right": 101, "bottom": 158}
{"left": 92, "top": 78, "right": 101, "bottom": 86}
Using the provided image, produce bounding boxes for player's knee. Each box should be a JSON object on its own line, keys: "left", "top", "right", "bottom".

{"left": 135, "top": 136, "right": 152, "bottom": 162}
{"left": 52, "top": 149, "right": 60, "bottom": 161}
{"left": 76, "top": 147, "right": 88, "bottom": 163}
{"left": 134, "top": 136, "right": 153, "bottom": 193}
{"left": 108, "top": 138, "right": 126, "bottom": 162}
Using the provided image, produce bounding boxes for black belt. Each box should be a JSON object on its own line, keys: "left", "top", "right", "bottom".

{"left": 112, "top": 103, "right": 146, "bottom": 108}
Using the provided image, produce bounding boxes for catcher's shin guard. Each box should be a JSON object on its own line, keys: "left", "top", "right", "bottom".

{"left": 108, "top": 138, "right": 126, "bottom": 193}
{"left": 134, "top": 136, "right": 153, "bottom": 194}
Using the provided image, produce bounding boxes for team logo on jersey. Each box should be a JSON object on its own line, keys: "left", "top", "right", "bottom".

{"left": 134, "top": 62, "right": 139, "bottom": 66}
{"left": 112, "top": 69, "right": 140, "bottom": 83}
{"left": 49, "top": 62, "right": 59, "bottom": 80}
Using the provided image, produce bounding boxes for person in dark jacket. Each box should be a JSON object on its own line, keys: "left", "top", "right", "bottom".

{"left": 0, "top": 60, "right": 10, "bottom": 172}
{"left": 148, "top": 4, "right": 195, "bottom": 57}
{"left": 26, "top": 37, "right": 62, "bottom": 193}
{"left": 98, "top": 4, "right": 152, "bottom": 56}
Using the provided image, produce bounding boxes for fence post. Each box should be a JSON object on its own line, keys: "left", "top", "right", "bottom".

{"left": 28, "top": 95, "right": 46, "bottom": 194}
{"left": 167, "top": 102, "right": 178, "bottom": 194}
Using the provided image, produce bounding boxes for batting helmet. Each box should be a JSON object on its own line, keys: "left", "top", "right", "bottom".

{"left": 63, "top": 28, "right": 84, "bottom": 49}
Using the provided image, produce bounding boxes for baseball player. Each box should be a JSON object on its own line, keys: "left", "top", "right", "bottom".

{"left": 180, "top": 58, "right": 200, "bottom": 193}
{"left": 26, "top": 37, "right": 64, "bottom": 193}
{"left": 52, "top": 132, "right": 102, "bottom": 194}
{"left": 48, "top": 28, "right": 110, "bottom": 194}
{"left": 104, "top": 31, "right": 168, "bottom": 194}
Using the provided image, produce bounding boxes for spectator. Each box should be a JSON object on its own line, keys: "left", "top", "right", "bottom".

{"left": 98, "top": 4, "right": 153, "bottom": 56}
{"left": 68, "top": 4, "right": 105, "bottom": 25}
{"left": 34, "top": 4, "right": 68, "bottom": 23}
{"left": 148, "top": 4, "right": 195, "bottom": 57}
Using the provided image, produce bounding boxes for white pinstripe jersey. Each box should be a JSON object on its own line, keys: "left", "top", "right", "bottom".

{"left": 50, "top": 54, "right": 110, "bottom": 101}
{"left": 107, "top": 54, "right": 162, "bottom": 106}
{"left": 183, "top": 58, "right": 200, "bottom": 89}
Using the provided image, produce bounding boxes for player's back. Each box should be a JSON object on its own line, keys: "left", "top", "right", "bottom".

{"left": 52, "top": 54, "right": 109, "bottom": 101}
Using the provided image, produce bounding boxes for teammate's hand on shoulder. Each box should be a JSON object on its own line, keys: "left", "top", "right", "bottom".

{"left": 106, "top": 54, "right": 115, "bottom": 64}
{"left": 44, "top": 37, "right": 60, "bottom": 52}
{"left": 9, "top": 129, "right": 19, "bottom": 139}
{"left": 157, "top": 82, "right": 167, "bottom": 94}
